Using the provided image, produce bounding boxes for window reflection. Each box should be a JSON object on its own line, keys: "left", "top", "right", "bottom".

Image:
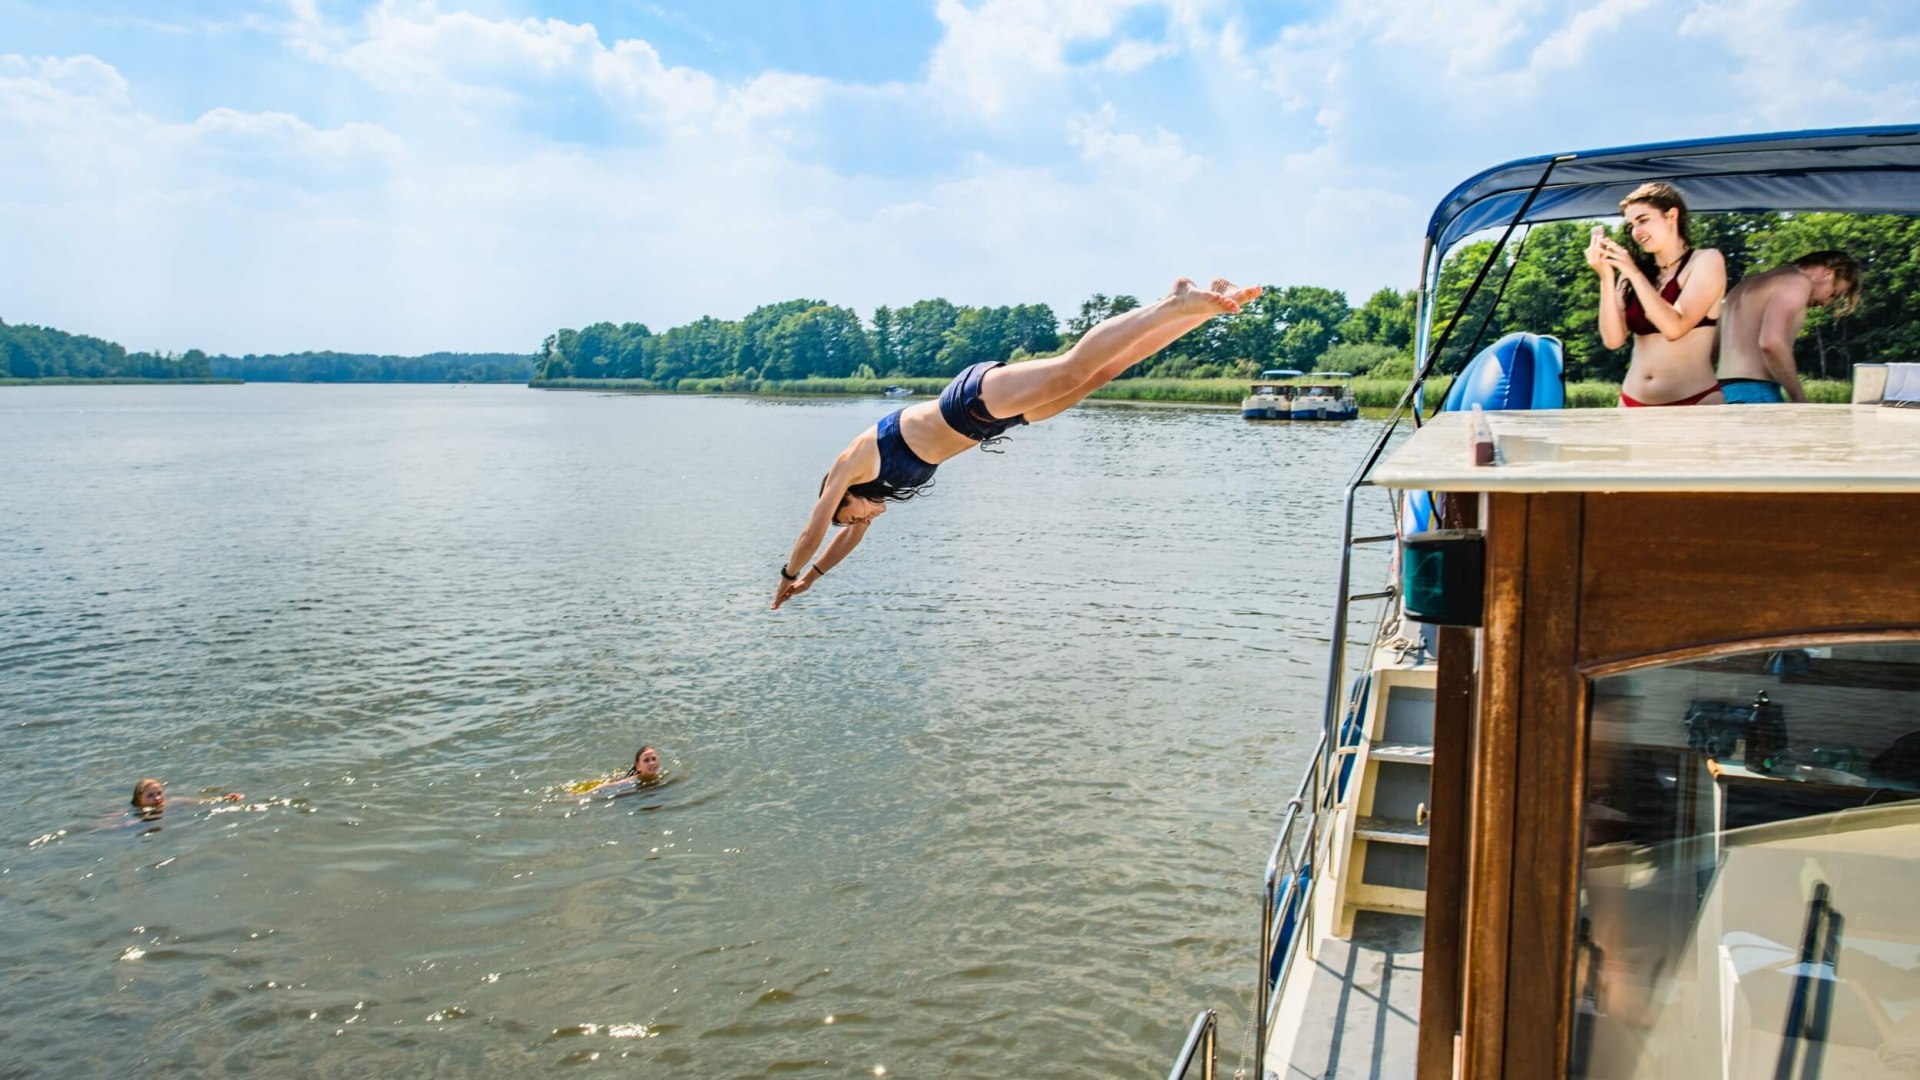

{"left": 1574, "top": 641, "right": 1920, "bottom": 1079}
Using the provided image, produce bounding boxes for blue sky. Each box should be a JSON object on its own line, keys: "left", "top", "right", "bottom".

{"left": 2, "top": 0, "right": 1916, "bottom": 355}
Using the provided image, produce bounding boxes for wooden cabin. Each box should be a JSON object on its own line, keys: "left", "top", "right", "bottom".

{"left": 1371, "top": 404, "right": 1920, "bottom": 1078}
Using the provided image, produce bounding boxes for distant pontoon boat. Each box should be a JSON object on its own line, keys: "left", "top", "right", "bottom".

{"left": 1242, "top": 369, "right": 1305, "bottom": 420}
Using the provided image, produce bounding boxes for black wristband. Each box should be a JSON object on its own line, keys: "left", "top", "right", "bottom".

{"left": 780, "top": 564, "right": 798, "bottom": 581}
{"left": 811, "top": 563, "right": 827, "bottom": 577}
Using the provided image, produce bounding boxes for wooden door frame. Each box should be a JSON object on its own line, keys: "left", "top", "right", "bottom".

{"left": 1446, "top": 490, "right": 1920, "bottom": 1078}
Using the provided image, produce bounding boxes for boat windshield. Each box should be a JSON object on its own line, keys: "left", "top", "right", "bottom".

{"left": 1573, "top": 639, "right": 1920, "bottom": 1079}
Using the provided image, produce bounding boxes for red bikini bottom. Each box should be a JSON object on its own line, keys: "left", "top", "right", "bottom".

{"left": 1619, "top": 384, "right": 1720, "bottom": 408}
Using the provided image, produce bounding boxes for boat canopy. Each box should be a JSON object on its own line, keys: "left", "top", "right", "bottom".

{"left": 1260, "top": 369, "right": 1306, "bottom": 379}
{"left": 1427, "top": 124, "right": 1920, "bottom": 255}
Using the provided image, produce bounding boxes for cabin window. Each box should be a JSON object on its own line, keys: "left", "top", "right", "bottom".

{"left": 1572, "top": 640, "right": 1920, "bottom": 1079}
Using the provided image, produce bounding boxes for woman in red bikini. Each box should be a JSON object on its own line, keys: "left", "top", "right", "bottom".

{"left": 1586, "top": 181, "right": 1726, "bottom": 407}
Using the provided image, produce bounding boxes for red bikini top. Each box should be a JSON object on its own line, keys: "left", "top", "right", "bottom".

{"left": 1623, "top": 249, "right": 1717, "bottom": 335}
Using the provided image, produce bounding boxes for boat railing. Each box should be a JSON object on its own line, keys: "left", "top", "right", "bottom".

{"left": 1165, "top": 1009, "right": 1219, "bottom": 1080}
{"left": 1169, "top": 150, "right": 1556, "bottom": 1080}
{"left": 1250, "top": 486, "right": 1401, "bottom": 1079}
{"left": 1256, "top": 735, "right": 1325, "bottom": 1032}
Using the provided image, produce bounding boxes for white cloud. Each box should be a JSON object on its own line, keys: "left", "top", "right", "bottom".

{"left": 1069, "top": 103, "right": 1201, "bottom": 180}
{"left": 1527, "top": 0, "right": 1659, "bottom": 71}
{"left": 184, "top": 108, "right": 403, "bottom": 164}
{"left": 4, "top": 0, "right": 1916, "bottom": 356}
{"left": 1, "top": 53, "right": 132, "bottom": 106}
{"left": 1679, "top": 0, "right": 1920, "bottom": 126}
{"left": 926, "top": 0, "right": 1172, "bottom": 119}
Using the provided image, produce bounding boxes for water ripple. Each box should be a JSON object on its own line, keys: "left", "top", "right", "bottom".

{"left": 0, "top": 385, "right": 1393, "bottom": 1077}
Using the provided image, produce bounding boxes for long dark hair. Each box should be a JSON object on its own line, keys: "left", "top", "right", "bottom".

{"left": 1618, "top": 181, "right": 1692, "bottom": 281}
{"left": 625, "top": 746, "right": 658, "bottom": 778}
{"left": 825, "top": 474, "right": 932, "bottom": 512}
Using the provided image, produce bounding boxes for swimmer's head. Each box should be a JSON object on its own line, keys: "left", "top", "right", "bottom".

{"left": 131, "top": 778, "right": 165, "bottom": 810}
{"left": 833, "top": 492, "right": 887, "bottom": 527}
{"left": 632, "top": 746, "right": 662, "bottom": 782}
{"left": 821, "top": 474, "right": 889, "bottom": 528}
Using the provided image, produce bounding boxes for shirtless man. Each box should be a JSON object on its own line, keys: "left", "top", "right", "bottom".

{"left": 1715, "top": 250, "right": 1861, "bottom": 404}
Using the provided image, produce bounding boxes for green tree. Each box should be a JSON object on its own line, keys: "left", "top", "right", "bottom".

{"left": 650, "top": 316, "right": 743, "bottom": 385}
{"left": 1067, "top": 293, "right": 1141, "bottom": 338}
{"left": 764, "top": 304, "right": 874, "bottom": 379}
{"left": 1339, "top": 288, "right": 1415, "bottom": 352}
{"left": 1267, "top": 286, "right": 1349, "bottom": 370}
{"left": 740, "top": 300, "right": 824, "bottom": 380}
{"left": 870, "top": 305, "right": 898, "bottom": 375}
{"left": 892, "top": 298, "right": 960, "bottom": 376}
{"left": 938, "top": 306, "right": 1011, "bottom": 368}
{"left": 1008, "top": 303, "right": 1060, "bottom": 356}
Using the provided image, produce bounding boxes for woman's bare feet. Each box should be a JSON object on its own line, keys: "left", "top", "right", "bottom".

{"left": 1169, "top": 277, "right": 1243, "bottom": 317}
{"left": 1210, "top": 278, "right": 1264, "bottom": 308}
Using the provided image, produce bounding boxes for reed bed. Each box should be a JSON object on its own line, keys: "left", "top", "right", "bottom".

{"left": 529, "top": 375, "right": 1855, "bottom": 408}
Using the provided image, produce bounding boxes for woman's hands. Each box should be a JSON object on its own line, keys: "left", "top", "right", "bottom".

{"left": 772, "top": 574, "right": 811, "bottom": 610}
{"left": 1584, "top": 226, "right": 1610, "bottom": 274}
{"left": 1586, "top": 229, "right": 1641, "bottom": 282}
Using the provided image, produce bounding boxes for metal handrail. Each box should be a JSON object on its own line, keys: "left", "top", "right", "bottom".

{"left": 1253, "top": 484, "right": 1402, "bottom": 1080}
{"left": 1257, "top": 741, "right": 1323, "bottom": 1033}
{"left": 1166, "top": 1009, "right": 1218, "bottom": 1080}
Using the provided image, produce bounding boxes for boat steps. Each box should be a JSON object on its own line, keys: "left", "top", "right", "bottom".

{"left": 1331, "top": 663, "right": 1438, "bottom": 939}
{"left": 1368, "top": 743, "right": 1434, "bottom": 766}
{"left": 1354, "top": 814, "right": 1430, "bottom": 846}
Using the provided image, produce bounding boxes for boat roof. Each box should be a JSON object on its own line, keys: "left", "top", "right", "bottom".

{"left": 1428, "top": 124, "right": 1920, "bottom": 254}
{"left": 1260, "top": 369, "right": 1306, "bottom": 378}
{"left": 1373, "top": 406, "right": 1920, "bottom": 493}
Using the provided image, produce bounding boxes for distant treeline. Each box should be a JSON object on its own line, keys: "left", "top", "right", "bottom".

{"left": 11, "top": 211, "right": 1914, "bottom": 389}
{"left": 209, "top": 352, "right": 534, "bottom": 383}
{"left": 1, "top": 320, "right": 533, "bottom": 383}
{"left": 1, "top": 320, "right": 216, "bottom": 380}
{"left": 539, "top": 211, "right": 1920, "bottom": 388}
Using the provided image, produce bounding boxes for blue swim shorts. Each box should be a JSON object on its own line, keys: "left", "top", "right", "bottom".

{"left": 938, "top": 361, "right": 1029, "bottom": 442}
{"left": 1719, "top": 378, "right": 1788, "bottom": 405}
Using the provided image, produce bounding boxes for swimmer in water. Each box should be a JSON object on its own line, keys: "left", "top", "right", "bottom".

{"left": 578, "top": 746, "right": 665, "bottom": 795}
{"left": 130, "top": 778, "right": 244, "bottom": 816}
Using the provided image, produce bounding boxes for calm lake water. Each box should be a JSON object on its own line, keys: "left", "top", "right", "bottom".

{"left": 0, "top": 385, "right": 1390, "bottom": 1078}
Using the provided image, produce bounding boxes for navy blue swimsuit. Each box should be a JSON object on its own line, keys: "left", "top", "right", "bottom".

{"left": 843, "top": 364, "right": 1027, "bottom": 503}
{"left": 846, "top": 409, "right": 936, "bottom": 501}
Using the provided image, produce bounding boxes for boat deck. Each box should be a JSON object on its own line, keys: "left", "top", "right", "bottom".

{"left": 1264, "top": 912, "right": 1425, "bottom": 1079}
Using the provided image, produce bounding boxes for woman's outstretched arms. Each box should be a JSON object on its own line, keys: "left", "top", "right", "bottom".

{"left": 774, "top": 445, "right": 867, "bottom": 609}
{"left": 774, "top": 522, "right": 870, "bottom": 609}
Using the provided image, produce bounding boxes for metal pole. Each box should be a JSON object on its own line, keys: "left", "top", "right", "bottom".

{"left": 1203, "top": 1013, "right": 1217, "bottom": 1080}
{"left": 1167, "top": 1009, "right": 1217, "bottom": 1080}
{"left": 1320, "top": 484, "right": 1360, "bottom": 783}
{"left": 1256, "top": 863, "right": 1275, "bottom": 1080}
